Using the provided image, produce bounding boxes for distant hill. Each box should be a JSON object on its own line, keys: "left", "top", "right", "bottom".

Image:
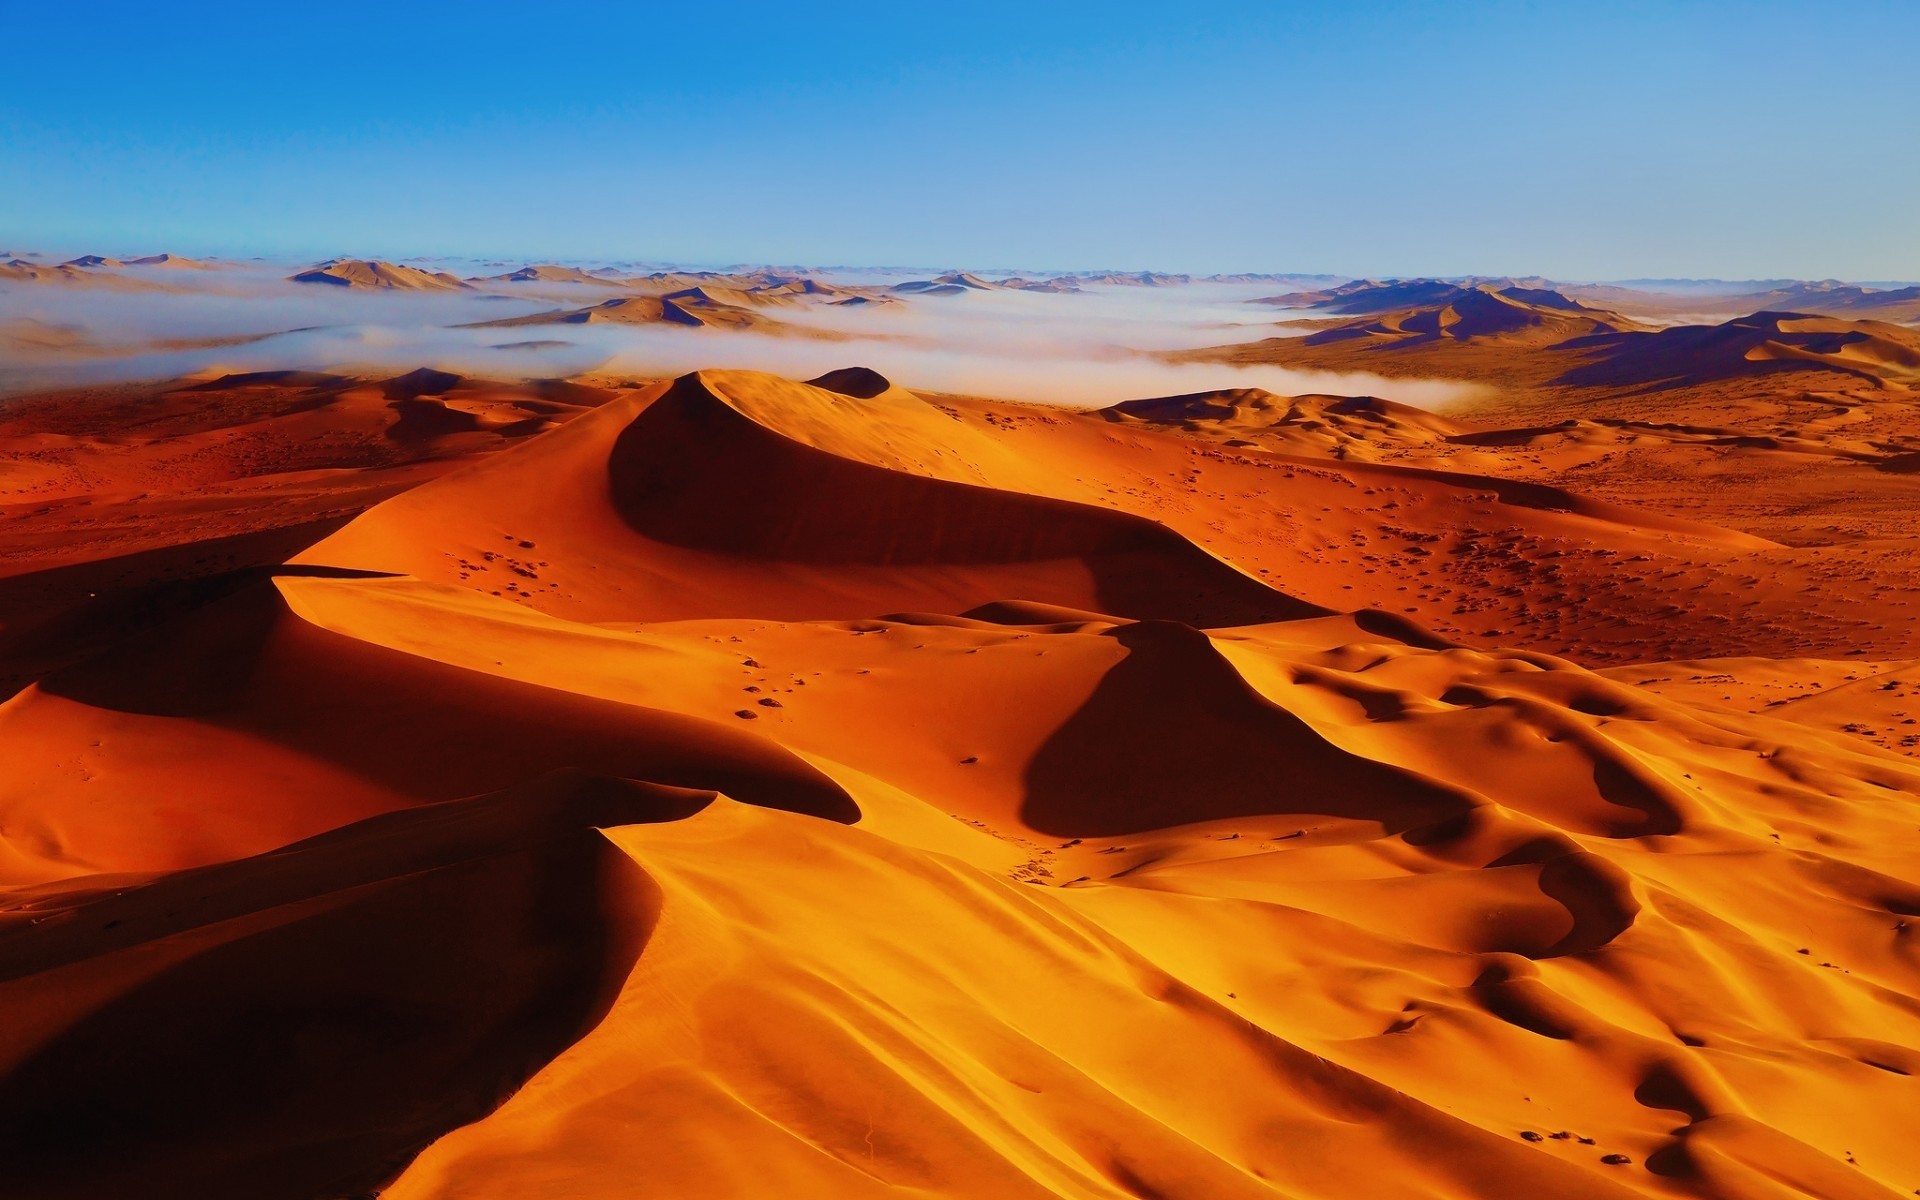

{"left": 1254, "top": 277, "right": 1566, "bottom": 315}
{"left": 627, "top": 269, "right": 810, "bottom": 294}
{"left": 1207, "top": 272, "right": 1347, "bottom": 285}
{"left": 474, "top": 265, "right": 625, "bottom": 287}
{"left": 1071, "top": 271, "right": 1194, "bottom": 287}
{"left": 998, "top": 277, "right": 1083, "bottom": 294}
{"left": 890, "top": 273, "right": 1002, "bottom": 296}
{"left": 1296, "top": 285, "right": 1638, "bottom": 348}
{"left": 1520, "top": 278, "right": 1920, "bottom": 324}
{"left": 1556, "top": 311, "right": 1920, "bottom": 388}
{"left": 1714, "top": 281, "right": 1920, "bottom": 324}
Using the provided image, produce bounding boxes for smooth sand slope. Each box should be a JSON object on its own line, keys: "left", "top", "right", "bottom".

{"left": 2, "top": 367, "right": 1919, "bottom": 1199}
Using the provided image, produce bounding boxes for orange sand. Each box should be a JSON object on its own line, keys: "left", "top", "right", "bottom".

{"left": 1, "top": 355, "right": 1918, "bottom": 1199}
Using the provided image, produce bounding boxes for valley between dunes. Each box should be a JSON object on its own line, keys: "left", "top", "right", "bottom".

{"left": 3, "top": 365, "right": 1919, "bottom": 1199}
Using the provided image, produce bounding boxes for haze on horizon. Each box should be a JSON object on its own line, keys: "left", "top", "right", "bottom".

{"left": 3, "top": 1, "right": 1916, "bottom": 281}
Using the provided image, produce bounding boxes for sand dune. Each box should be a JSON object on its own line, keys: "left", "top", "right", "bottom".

{"left": 665, "top": 283, "right": 804, "bottom": 309}
{"left": 297, "top": 370, "right": 1318, "bottom": 626}
{"left": 6, "top": 314, "right": 1920, "bottom": 1198}
{"left": 0, "top": 770, "right": 685, "bottom": 1198}
{"left": 289, "top": 259, "right": 473, "bottom": 291}
{"left": 1104, "top": 386, "right": 1466, "bottom": 459}
{"left": 0, "top": 367, "right": 610, "bottom": 631}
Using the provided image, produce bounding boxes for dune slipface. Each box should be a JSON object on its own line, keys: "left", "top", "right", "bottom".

{"left": 2, "top": 365, "right": 1919, "bottom": 1200}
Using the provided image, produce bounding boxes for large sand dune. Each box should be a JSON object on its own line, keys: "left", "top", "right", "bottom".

{"left": 3, "top": 358, "right": 1919, "bottom": 1198}
{"left": 289, "top": 259, "right": 473, "bottom": 291}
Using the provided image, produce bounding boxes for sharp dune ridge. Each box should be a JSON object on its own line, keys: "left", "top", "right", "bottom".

{"left": 4, "top": 266, "right": 1920, "bottom": 1200}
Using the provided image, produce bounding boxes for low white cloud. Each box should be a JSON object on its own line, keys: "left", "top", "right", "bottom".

{"left": 0, "top": 267, "right": 1479, "bottom": 410}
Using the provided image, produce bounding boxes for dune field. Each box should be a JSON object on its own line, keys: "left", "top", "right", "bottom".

{"left": 2, "top": 257, "right": 1920, "bottom": 1200}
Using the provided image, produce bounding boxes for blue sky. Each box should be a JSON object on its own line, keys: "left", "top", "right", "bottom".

{"left": 3, "top": 2, "right": 1915, "bottom": 279}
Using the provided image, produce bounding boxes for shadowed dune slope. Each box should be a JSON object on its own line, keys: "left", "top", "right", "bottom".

{"left": 807, "top": 365, "right": 895, "bottom": 397}
{"left": 0, "top": 574, "right": 853, "bottom": 884}
{"left": 1021, "top": 619, "right": 1473, "bottom": 836}
{"left": 0, "top": 772, "right": 685, "bottom": 1200}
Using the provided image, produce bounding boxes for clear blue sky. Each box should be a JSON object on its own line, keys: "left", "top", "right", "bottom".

{"left": 3, "top": 1, "right": 1915, "bottom": 279}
